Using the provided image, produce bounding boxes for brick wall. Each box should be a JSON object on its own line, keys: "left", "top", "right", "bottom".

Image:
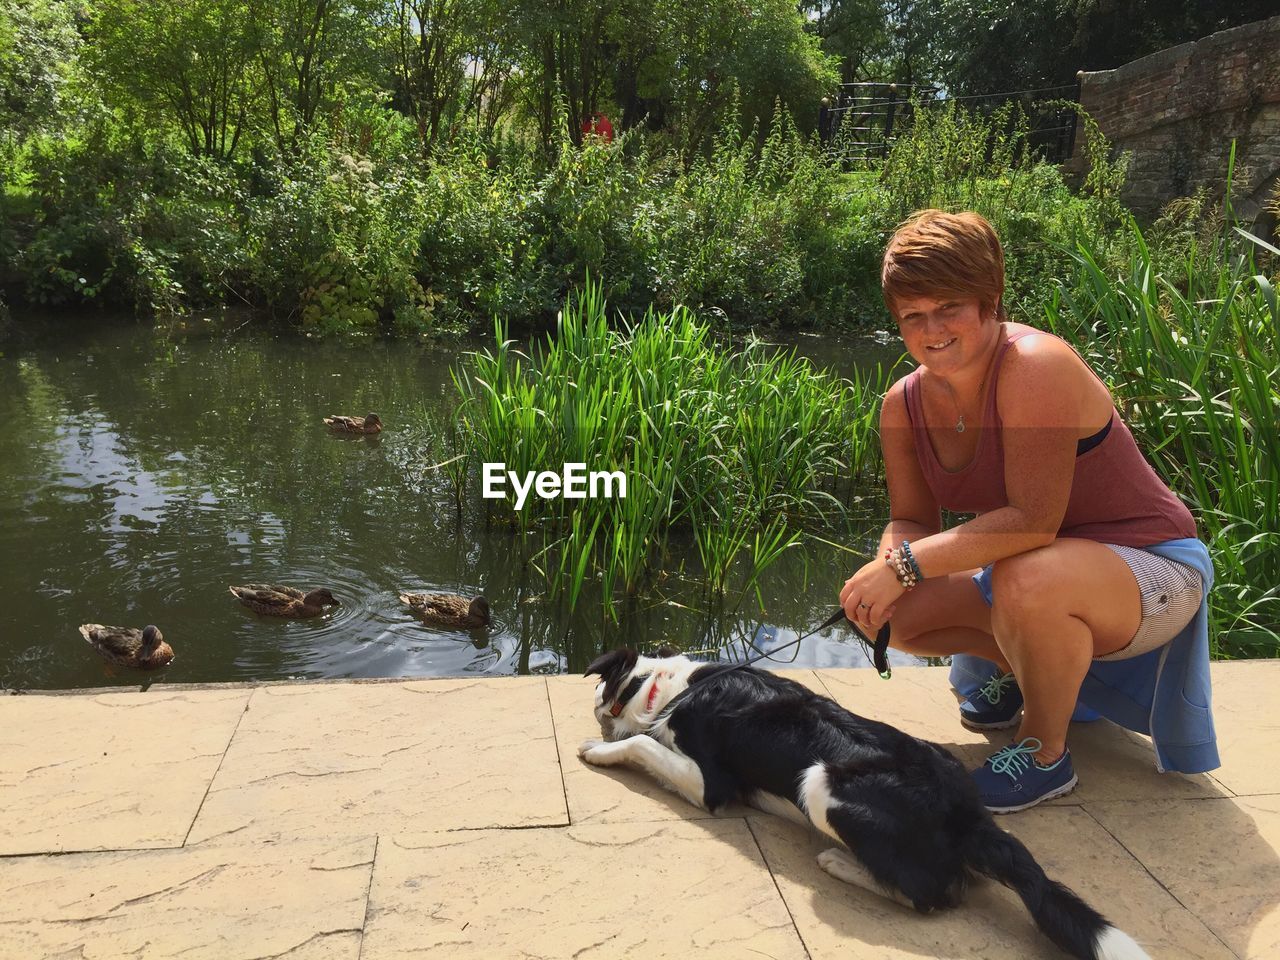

{"left": 1074, "top": 16, "right": 1280, "bottom": 223}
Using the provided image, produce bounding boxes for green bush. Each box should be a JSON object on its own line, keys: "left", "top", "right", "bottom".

{"left": 18, "top": 135, "right": 193, "bottom": 313}
{"left": 3, "top": 100, "right": 1134, "bottom": 335}
{"left": 243, "top": 142, "right": 437, "bottom": 334}
{"left": 414, "top": 137, "right": 556, "bottom": 326}
{"left": 638, "top": 104, "right": 865, "bottom": 327}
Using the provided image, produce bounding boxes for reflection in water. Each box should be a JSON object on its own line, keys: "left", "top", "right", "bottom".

{"left": 0, "top": 316, "right": 906, "bottom": 690}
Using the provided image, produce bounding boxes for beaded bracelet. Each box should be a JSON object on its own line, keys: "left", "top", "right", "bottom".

{"left": 884, "top": 546, "right": 918, "bottom": 589}
{"left": 901, "top": 540, "right": 924, "bottom": 581}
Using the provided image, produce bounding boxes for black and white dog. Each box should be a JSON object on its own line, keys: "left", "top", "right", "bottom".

{"left": 580, "top": 648, "right": 1149, "bottom": 960}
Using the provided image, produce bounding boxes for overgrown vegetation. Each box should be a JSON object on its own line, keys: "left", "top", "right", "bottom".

{"left": 4, "top": 93, "right": 1145, "bottom": 335}
{"left": 1046, "top": 163, "right": 1280, "bottom": 657}
{"left": 1, "top": 0, "right": 1155, "bottom": 334}
{"left": 450, "top": 282, "right": 889, "bottom": 618}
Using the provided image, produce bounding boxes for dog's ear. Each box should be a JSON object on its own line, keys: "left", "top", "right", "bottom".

{"left": 585, "top": 648, "right": 638, "bottom": 704}
{"left": 653, "top": 645, "right": 679, "bottom": 659}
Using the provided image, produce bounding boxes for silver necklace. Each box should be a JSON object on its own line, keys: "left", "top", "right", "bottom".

{"left": 939, "top": 367, "right": 989, "bottom": 434}
{"left": 933, "top": 324, "right": 1000, "bottom": 433}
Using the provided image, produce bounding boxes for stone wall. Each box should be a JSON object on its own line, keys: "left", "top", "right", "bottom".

{"left": 1074, "top": 16, "right": 1280, "bottom": 228}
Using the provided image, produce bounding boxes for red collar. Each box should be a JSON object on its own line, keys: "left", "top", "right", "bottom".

{"left": 609, "top": 675, "right": 662, "bottom": 717}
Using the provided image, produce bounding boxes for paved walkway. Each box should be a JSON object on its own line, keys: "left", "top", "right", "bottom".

{"left": 1, "top": 661, "right": 1277, "bottom": 959}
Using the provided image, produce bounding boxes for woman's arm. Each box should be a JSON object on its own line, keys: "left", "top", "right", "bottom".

{"left": 907, "top": 335, "right": 1085, "bottom": 579}
{"left": 878, "top": 377, "right": 941, "bottom": 552}
{"left": 841, "top": 379, "right": 939, "bottom": 619}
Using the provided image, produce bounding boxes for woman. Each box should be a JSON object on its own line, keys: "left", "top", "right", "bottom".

{"left": 839, "top": 209, "right": 1218, "bottom": 813}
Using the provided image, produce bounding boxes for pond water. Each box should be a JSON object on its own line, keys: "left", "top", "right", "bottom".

{"left": 0, "top": 314, "right": 921, "bottom": 690}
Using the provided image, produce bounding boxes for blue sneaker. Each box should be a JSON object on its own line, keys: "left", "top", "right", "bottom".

{"left": 959, "top": 671, "right": 1023, "bottom": 730}
{"left": 971, "top": 737, "right": 1078, "bottom": 814}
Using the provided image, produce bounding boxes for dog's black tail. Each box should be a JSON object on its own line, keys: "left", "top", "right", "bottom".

{"left": 963, "top": 820, "right": 1151, "bottom": 960}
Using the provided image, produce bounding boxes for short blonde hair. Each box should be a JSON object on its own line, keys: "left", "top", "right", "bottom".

{"left": 881, "top": 210, "right": 1007, "bottom": 320}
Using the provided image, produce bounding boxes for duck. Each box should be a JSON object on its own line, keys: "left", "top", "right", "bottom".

{"left": 229, "top": 584, "right": 340, "bottom": 618}
{"left": 324, "top": 412, "right": 382, "bottom": 434}
{"left": 79, "top": 624, "right": 174, "bottom": 670}
{"left": 399, "top": 593, "right": 491, "bottom": 629}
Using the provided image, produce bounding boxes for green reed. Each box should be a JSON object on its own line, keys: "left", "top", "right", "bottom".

{"left": 1047, "top": 186, "right": 1279, "bottom": 655}
{"left": 452, "top": 281, "right": 889, "bottom": 618}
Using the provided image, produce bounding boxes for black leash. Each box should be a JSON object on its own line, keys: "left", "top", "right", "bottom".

{"left": 726, "top": 607, "right": 892, "bottom": 679}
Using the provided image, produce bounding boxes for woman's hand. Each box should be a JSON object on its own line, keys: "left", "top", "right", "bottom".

{"left": 839, "top": 556, "right": 906, "bottom": 633}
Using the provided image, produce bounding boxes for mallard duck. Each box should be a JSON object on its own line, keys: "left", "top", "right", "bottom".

{"left": 324, "top": 413, "right": 382, "bottom": 434}
{"left": 399, "top": 593, "right": 491, "bottom": 629}
{"left": 229, "top": 584, "right": 340, "bottom": 618}
{"left": 79, "top": 624, "right": 174, "bottom": 670}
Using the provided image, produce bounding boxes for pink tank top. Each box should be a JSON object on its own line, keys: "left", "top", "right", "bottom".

{"left": 903, "top": 326, "right": 1196, "bottom": 547}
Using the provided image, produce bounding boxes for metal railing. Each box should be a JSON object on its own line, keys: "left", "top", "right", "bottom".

{"left": 819, "top": 82, "right": 1081, "bottom": 166}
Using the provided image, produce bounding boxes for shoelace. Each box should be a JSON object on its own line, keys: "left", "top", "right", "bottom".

{"left": 987, "top": 737, "right": 1044, "bottom": 779}
{"left": 977, "top": 671, "right": 1017, "bottom": 705}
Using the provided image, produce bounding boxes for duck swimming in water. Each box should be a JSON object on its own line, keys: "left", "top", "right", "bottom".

{"left": 399, "top": 593, "right": 491, "bottom": 629}
{"left": 324, "top": 413, "right": 382, "bottom": 434}
{"left": 229, "top": 584, "right": 340, "bottom": 618}
{"left": 79, "top": 624, "right": 174, "bottom": 670}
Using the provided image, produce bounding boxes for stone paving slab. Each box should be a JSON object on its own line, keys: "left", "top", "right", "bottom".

{"left": 2, "top": 662, "right": 1278, "bottom": 959}
{"left": 1204, "top": 659, "right": 1280, "bottom": 797}
{"left": 0, "top": 837, "right": 374, "bottom": 960}
{"left": 1089, "top": 795, "right": 1280, "bottom": 960}
{"left": 361, "top": 820, "right": 806, "bottom": 960}
{"left": 747, "top": 805, "right": 1234, "bottom": 960}
{"left": 186, "top": 678, "right": 565, "bottom": 844}
{"left": 0, "top": 688, "right": 249, "bottom": 855}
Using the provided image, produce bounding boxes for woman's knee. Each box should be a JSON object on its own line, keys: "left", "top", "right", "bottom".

{"left": 989, "top": 548, "right": 1060, "bottom": 617}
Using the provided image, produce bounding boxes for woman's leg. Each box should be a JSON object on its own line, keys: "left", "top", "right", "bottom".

{"left": 885, "top": 570, "right": 1010, "bottom": 671}
{"left": 989, "top": 538, "right": 1142, "bottom": 764}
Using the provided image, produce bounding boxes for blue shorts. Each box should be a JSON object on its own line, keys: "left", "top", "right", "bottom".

{"left": 973, "top": 565, "right": 995, "bottom": 606}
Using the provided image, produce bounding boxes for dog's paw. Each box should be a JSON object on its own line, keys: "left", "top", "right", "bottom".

{"left": 816, "top": 848, "right": 853, "bottom": 875}
{"left": 817, "top": 848, "right": 917, "bottom": 910}
{"left": 578, "top": 739, "right": 629, "bottom": 766}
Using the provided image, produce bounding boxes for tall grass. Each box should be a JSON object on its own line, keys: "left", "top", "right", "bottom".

{"left": 1047, "top": 196, "right": 1279, "bottom": 656}
{"left": 452, "top": 282, "right": 890, "bottom": 619}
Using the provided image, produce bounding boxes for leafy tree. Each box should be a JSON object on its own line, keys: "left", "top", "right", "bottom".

{"left": 457, "top": 0, "right": 517, "bottom": 141}
{"left": 390, "top": 0, "right": 463, "bottom": 152}
{"left": 379, "top": 0, "right": 519, "bottom": 152}
{"left": 504, "top": 0, "right": 629, "bottom": 151}
{"left": 921, "top": 0, "right": 1280, "bottom": 96}
{"left": 800, "top": 0, "right": 892, "bottom": 84}
{"left": 250, "top": 0, "right": 387, "bottom": 153}
{"left": 87, "top": 0, "right": 259, "bottom": 158}
{"left": 639, "top": 0, "right": 839, "bottom": 158}
{"left": 0, "top": 0, "right": 82, "bottom": 146}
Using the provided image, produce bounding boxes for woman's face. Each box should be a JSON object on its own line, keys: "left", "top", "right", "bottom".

{"left": 893, "top": 294, "right": 994, "bottom": 375}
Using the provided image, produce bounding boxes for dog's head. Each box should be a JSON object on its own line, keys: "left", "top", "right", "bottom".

{"left": 585, "top": 646, "right": 683, "bottom": 740}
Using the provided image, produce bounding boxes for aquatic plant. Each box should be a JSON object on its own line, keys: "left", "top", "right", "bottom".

{"left": 1047, "top": 158, "right": 1279, "bottom": 656}
{"left": 452, "top": 281, "right": 891, "bottom": 618}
